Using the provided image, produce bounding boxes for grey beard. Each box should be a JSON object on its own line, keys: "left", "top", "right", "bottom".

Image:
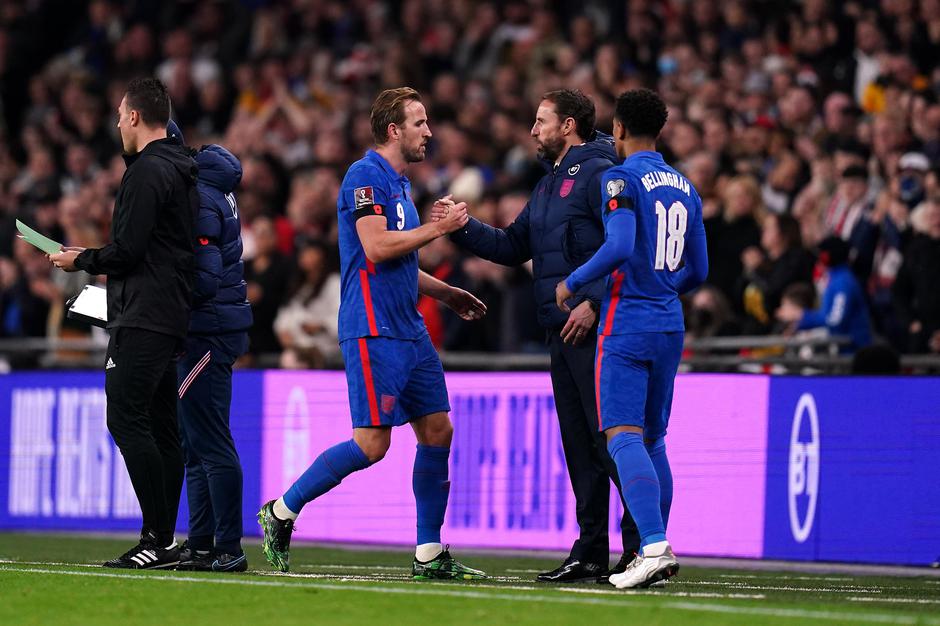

{"left": 537, "top": 140, "right": 564, "bottom": 162}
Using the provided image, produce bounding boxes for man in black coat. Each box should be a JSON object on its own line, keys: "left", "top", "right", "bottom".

{"left": 434, "top": 90, "right": 640, "bottom": 582}
{"left": 51, "top": 78, "right": 197, "bottom": 569}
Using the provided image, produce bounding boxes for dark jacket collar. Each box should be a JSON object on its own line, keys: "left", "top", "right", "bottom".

{"left": 122, "top": 137, "right": 178, "bottom": 167}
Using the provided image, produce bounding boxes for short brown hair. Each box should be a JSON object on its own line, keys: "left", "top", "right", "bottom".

{"left": 125, "top": 77, "right": 170, "bottom": 128}
{"left": 542, "top": 89, "right": 595, "bottom": 140}
{"left": 370, "top": 87, "right": 422, "bottom": 144}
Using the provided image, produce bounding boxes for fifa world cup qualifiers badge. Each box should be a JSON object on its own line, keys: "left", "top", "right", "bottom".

{"left": 355, "top": 186, "right": 374, "bottom": 208}
{"left": 355, "top": 186, "right": 384, "bottom": 215}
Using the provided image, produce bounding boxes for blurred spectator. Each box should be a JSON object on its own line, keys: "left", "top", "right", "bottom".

{"left": 740, "top": 213, "right": 815, "bottom": 333}
{"left": 893, "top": 196, "right": 940, "bottom": 353}
{"left": 274, "top": 238, "right": 340, "bottom": 369}
{"left": 704, "top": 175, "right": 762, "bottom": 305}
{"left": 685, "top": 285, "right": 740, "bottom": 341}
{"left": 776, "top": 237, "right": 872, "bottom": 353}
{"left": 243, "top": 215, "right": 291, "bottom": 360}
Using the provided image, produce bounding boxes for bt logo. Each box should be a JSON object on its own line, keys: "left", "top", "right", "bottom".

{"left": 788, "top": 392, "right": 820, "bottom": 543}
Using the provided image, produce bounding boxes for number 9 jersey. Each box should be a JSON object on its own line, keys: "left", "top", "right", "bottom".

{"left": 336, "top": 149, "right": 427, "bottom": 342}
{"left": 597, "top": 151, "right": 706, "bottom": 336}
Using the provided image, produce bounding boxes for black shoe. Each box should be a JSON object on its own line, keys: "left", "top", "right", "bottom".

{"left": 597, "top": 554, "right": 632, "bottom": 584}
{"left": 536, "top": 557, "right": 604, "bottom": 583}
{"left": 176, "top": 541, "right": 214, "bottom": 571}
{"left": 212, "top": 552, "right": 248, "bottom": 573}
{"left": 103, "top": 532, "right": 180, "bottom": 570}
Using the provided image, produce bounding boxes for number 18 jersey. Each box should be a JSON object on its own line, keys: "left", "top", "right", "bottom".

{"left": 598, "top": 151, "right": 704, "bottom": 335}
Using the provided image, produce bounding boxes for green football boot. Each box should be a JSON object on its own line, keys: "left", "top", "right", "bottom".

{"left": 412, "top": 547, "right": 487, "bottom": 580}
{"left": 257, "top": 500, "right": 294, "bottom": 572}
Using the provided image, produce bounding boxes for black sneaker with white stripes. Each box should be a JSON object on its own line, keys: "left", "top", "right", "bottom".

{"left": 103, "top": 531, "right": 180, "bottom": 570}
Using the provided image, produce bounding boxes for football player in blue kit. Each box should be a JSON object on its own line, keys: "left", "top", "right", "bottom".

{"left": 556, "top": 88, "right": 708, "bottom": 589}
{"left": 259, "top": 87, "right": 488, "bottom": 580}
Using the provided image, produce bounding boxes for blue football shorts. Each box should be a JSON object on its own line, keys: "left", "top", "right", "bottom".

{"left": 341, "top": 334, "right": 451, "bottom": 428}
{"left": 594, "top": 331, "right": 684, "bottom": 440}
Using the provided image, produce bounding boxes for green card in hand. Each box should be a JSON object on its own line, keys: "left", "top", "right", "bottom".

{"left": 16, "top": 219, "right": 63, "bottom": 255}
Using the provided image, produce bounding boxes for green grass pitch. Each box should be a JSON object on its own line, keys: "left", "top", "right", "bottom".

{"left": 0, "top": 533, "right": 938, "bottom": 625}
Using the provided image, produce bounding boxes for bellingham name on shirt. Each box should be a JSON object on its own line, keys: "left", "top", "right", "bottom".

{"left": 640, "top": 170, "right": 691, "bottom": 196}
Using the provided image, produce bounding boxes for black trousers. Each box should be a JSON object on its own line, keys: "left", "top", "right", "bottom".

{"left": 548, "top": 330, "right": 640, "bottom": 566}
{"left": 178, "top": 333, "right": 247, "bottom": 555}
{"left": 105, "top": 327, "right": 184, "bottom": 543}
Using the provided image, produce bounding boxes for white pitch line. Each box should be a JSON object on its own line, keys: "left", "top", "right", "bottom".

{"left": 691, "top": 580, "right": 884, "bottom": 594}
{"left": 848, "top": 597, "right": 940, "bottom": 605}
{"left": 561, "top": 587, "right": 767, "bottom": 600}
{"left": 297, "top": 564, "right": 410, "bottom": 572}
{"left": 0, "top": 559, "right": 102, "bottom": 568}
{"left": 0, "top": 565, "right": 935, "bottom": 625}
{"left": 718, "top": 574, "right": 854, "bottom": 582}
{"left": 253, "top": 570, "right": 522, "bottom": 584}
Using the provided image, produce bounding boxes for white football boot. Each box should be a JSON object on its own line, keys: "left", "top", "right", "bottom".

{"left": 609, "top": 541, "right": 679, "bottom": 589}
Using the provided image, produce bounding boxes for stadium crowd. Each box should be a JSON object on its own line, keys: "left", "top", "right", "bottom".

{"left": 2, "top": 0, "right": 940, "bottom": 367}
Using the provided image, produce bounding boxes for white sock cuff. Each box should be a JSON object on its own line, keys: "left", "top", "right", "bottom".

{"left": 415, "top": 542, "right": 443, "bottom": 562}
{"left": 642, "top": 540, "right": 670, "bottom": 557}
{"left": 274, "top": 497, "right": 299, "bottom": 521}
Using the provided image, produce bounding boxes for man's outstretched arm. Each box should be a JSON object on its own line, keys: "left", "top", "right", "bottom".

{"left": 356, "top": 201, "right": 468, "bottom": 264}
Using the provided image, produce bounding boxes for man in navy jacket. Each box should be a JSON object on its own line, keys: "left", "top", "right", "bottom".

{"left": 434, "top": 90, "right": 639, "bottom": 582}
{"left": 170, "top": 122, "right": 253, "bottom": 572}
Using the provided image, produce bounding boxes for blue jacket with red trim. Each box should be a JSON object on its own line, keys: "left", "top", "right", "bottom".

{"left": 188, "top": 144, "right": 253, "bottom": 337}
{"left": 450, "top": 132, "right": 616, "bottom": 329}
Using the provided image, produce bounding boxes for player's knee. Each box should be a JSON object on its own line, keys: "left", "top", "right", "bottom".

{"left": 644, "top": 436, "right": 666, "bottom": 455}
{"left": 604, "top": 425, "right": 643, "bottom": 443}
{"left": 423, "top": 418, "right": 453, "bottom": 447}
{"left": 433, "top": 420, "right": 454, "bottom": 447}
{"left": 356, "top": 436, "right": 390, "bottom": 463}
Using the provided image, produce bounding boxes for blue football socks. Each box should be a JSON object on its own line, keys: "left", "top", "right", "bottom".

{"left": 645, "top": 437, "right": 673, "bottom": 529}
{"left": 413, "top": 444, "right": 451, "bottom": 546}
{"left": 283, "top": 439, "right": 371, "bottom": 514}
{"left": 608, "top": 432, "right": 666, "bottom": 548}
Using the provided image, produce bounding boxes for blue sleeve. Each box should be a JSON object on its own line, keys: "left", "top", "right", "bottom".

{"left": 576, "top": 168, "right": 610, "bottom": 307}
{"left": 798, "top": 308, "right": 826, "bottom": 329}
{"left": 450, "top": 203, "right": 532, "bottom": 266}
{"left": 342, "top": 164, "right": 392, "bottom": 222}
{"left": 674, "top": 196, "right": 708, "bottom": 294}
{"left": 566, "top": 209, "right": 636, "bottom": 292}
{"left": 192, "top": 188, "right": 223, "bottom": 306}
{"left": 798, "top": 278, "right": 846, "bottom": 331}
{"left": 567, "top": 170, "right": 637, "bottom": 292}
